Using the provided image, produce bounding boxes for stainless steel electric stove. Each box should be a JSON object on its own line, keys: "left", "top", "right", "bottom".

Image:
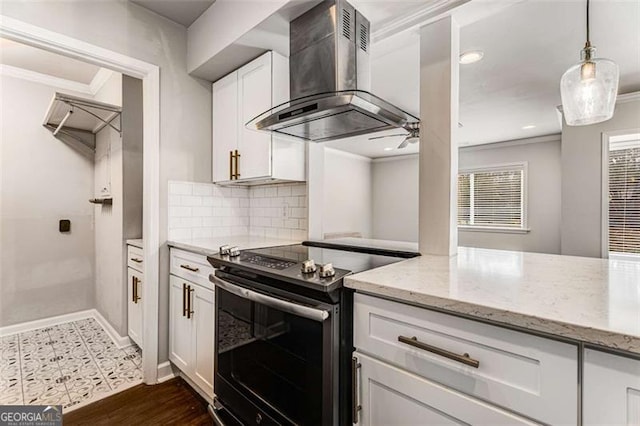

{"left": 206, "top": 240, "right": 418, "bottom": 426}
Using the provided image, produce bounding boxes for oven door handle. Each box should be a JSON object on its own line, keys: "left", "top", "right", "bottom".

{"left": 211, "top": 275, "right": 330, "bottom": 322}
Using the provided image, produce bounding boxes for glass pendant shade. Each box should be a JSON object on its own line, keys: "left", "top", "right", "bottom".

{"left": 560, "top": 47, "right": 619, "bottom": 126}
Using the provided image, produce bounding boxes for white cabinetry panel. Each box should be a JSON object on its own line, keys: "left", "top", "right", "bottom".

{"left": 584, "top": 348, "right": 640, "bottom": 425}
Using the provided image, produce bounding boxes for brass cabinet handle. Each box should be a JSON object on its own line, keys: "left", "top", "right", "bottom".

{"left": 132, "top": 276, "right": 137, "bottom": 303}
{"left": 229, "top": 150, "right": 234, "bottom": 180}
{"left": 134, "top": 277, "right": 141, "bottom": 303}
{"left": 234, "top": 149, "right": 240, "bottom": 179}
{"left": 182, "top": 283, "right": 187, "bottom": 317}
{"left": 398, "top": 335, "right": 480, "bottom": 368}
{"left": 352, "top": 357, "right": 362, "bottom": 424}
{"left": 187, "top": 285, "right": 195, "bottom": 319}
{"left": 180, "top": 264, "right": 199, "bottom": 272}
{"left": 130, "top": 258, "right": 143, "bottom": 263}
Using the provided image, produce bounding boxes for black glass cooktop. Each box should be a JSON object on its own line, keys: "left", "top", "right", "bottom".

{"left": 208, "top": 241, "right": 419, "bottom": 292}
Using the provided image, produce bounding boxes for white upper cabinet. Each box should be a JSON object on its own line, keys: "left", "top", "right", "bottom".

{"left": 212, "top": 72, "right": 238, "bottom": 183}
{"left": 212, "top": 51, "right": 305, "bottom": 185}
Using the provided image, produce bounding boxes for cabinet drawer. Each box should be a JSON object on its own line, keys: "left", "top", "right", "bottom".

{"left": 354, "top": 293, "right": 578, "bottom": 425}
{"left": 170, "top": 248, "right": 215, "bottom": 289}
{"left": 127, "top": 245, "right": 144, "bottom": 272}
{"left": 355, "top": 351, "right": 538, "bottom": 426}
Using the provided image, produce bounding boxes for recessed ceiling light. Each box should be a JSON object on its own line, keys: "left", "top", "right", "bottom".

{"left": 459, "top": 50, "right": 484, "bottom": 65}
{"left": 522, "top": 124, "right": 536, "bottom": 130}
{"left": 384, "top": 147, "right": 394, "bottom": 151}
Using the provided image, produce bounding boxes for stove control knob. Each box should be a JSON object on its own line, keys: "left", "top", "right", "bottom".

{"left": 319, "top": 263, "right": 336, "bottom": 278}
{"left": 301, "top": 259, "right": 317, "bottom": 274}
{"left": 219, "top": 245, "right": 231, "bottom": 256}
{"left": 228, "top": 246, "right": 240, "bottom": 257}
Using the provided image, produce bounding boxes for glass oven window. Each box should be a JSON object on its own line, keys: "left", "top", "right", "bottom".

{"left": 217, "top": 287, "right": 323, "bottom": 425}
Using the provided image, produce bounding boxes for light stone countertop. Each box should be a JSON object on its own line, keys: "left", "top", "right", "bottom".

{"left": 167, "top": 235, "right": 302, "bottom": 256}
{"left": 345, "top": 247, "right": 640, "bottom": 355}
{"left": 126, "top": 239, "right": 143, "bottom": 249}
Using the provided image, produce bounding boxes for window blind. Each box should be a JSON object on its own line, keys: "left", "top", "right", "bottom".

{"left": 458, "top": 167, "right": 524, "bottom": 229}
{"left": 608, "top": 139, "right": 640, "bottom": 256}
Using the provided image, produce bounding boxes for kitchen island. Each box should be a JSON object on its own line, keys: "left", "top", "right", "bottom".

{"left": 346, "top": 246, "right": 640, "bottom": 425}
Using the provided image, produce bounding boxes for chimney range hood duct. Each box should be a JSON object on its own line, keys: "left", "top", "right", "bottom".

{"left": 247, "top": 0, "right": 419, "bottom": 143}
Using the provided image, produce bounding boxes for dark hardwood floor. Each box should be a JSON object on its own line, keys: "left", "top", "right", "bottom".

{"left": 64, "top": 378, "right": 212, "bottom": 425}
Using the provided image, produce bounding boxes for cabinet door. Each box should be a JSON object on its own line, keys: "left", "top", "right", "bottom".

{"left": 237, "top": 52, "right": 272, "bottom": 180}
{"left": 212, "top": 71, "right": 238, "bottom": 183}
{"left": 127, "top": 268, "right": 143, "bottom": 348}
{"left": 354, "top": 352, "right": 538, "bottom": 426}
{"left": 169, "top": 275, "right": 192, "bottom": 373}
{"left": 584, "top": 348, "right": 640, "bottom": 425}
{"left": 191, "top": 285, "right": 215, "bottom": 399}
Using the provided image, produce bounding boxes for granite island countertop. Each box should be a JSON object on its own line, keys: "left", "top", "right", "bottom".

{"left": 167, "top": 235, "right": 302, "bottom": 256}
{"left": 345, "top": 247, "right": 640, "bottom": 355}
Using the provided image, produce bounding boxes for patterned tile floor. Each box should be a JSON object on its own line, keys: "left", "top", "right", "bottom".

{"left": 0, "top": 318, "right": 142, "bottom": 410}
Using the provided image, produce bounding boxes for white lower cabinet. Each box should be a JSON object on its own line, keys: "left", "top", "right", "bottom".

{"left": 354, "top": 352, "right": 537, "bottom": 426}
{"left": 127, "top": 267, "right": 143, "bottom": 348}
{"left": 169, "top": 274, "right": 214, "bottom": 399}
{"left": 584, "top": 348, "right": 640, "bottom": 425}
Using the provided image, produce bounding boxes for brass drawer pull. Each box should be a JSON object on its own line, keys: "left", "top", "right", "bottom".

{"left": 130, "top": 258, "right": 143, "bottom": 263}
{"left": 180, "top": 264, "right": 199, "bottom": 272}
{"left": 398, "top": 335, "right": 480, "bottom": 368}
{"left": 234, "top": 149, "right": 240, "bottom": 179}
{"left": 187, "top": 285, "right": 195, "bottom": 319}
{"left": 352, "top": 357, "right": 362, "bottom": 423}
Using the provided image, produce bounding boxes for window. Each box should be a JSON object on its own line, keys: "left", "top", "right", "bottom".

{"left": 608, "top": 136, "right": 640, "bottom": 257}
{"left": 458, "top": 164, "right": 526, "bottom": 230}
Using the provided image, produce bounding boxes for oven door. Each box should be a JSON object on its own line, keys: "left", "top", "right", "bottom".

{"left": 212, "top": 272, "right": 339, "bottom": 426}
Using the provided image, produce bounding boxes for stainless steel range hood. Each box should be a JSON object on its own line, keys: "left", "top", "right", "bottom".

{"left": 248, "top": 0, "right": 419, "bottom": 143}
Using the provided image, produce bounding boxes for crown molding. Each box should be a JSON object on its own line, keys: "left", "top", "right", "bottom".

{"left": 0, "top": 63, "right": 92, "bottom": 94}
{"left": 459, "top": 133, "right": 561, "bottom": 151}
{"left": 371, "top": 0, "right": 469, "bottom": 44}
{"left": 0, "top": 63, "right": 114, "bottom": 95}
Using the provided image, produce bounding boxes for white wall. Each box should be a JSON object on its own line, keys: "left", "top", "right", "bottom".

{"left": 371, "top": 155, "right": 419, "bottom": 242}
{"left": 561, "top": 98, "right": 640, "bottom": 257}
{"left": 0, "top": 1, "right": 212, "bottom": 362}
{"left": 459, "top": 137, "right": 562, "bottom": 254}
{"left": 0, "top": 75, "right": 95, "bottom": 326}
{"left": 93, "top": 72, "right": 127, "bottom": 336}
{"left": 322, "top": 148, "right": 372, "bottom": 239}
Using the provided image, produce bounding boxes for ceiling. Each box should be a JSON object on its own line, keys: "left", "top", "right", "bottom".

{"left": 0, "top": 38, "right": 101, "bottom": 84}
{"left": 131, "top": 0, "right": 215, "bottom": 27}
{"left": 329, "top": 0, "right": 640, "bottom": 159}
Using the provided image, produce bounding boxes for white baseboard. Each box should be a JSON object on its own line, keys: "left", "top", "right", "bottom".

{"left": 0, "top": 309, "right": 95, "bottom": 337}
{"left": 157, "top": 361, "right": 177, "bottom": 383}
{"left": 92, "top": 311, "right": 132, "bottom": 348}
{"left": 0, "top": 309, "right": 132, "bottom": 348}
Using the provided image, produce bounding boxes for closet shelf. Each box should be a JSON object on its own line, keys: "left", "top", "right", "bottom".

{"left": 43, "top": 93, "right": 122, "bottom": 151}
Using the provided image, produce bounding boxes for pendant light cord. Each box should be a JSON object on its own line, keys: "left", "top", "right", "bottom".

{"left": 586, "top": 0, "right": 591, "bottom": 47}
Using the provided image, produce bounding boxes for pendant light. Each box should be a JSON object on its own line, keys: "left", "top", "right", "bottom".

{"left": 560, "top": 0, "right": 619, "bottom": 126}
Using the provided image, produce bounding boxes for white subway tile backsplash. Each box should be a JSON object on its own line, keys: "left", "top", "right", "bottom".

{"left": 193, "top": 184, "right": 213, "bottom": 196}
{"left": 169, "top": 181, "right": 307, "bottom": 241}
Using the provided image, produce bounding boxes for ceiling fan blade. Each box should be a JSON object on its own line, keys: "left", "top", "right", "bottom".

{"left": 397, "top": 138, "right": 410, "bottom": 149}
{"left": 368, "top": 134, "right": 406, "bottom": 140}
